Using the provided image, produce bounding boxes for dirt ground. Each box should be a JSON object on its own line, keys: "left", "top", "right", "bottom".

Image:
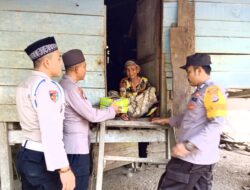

{"left": 10, "top": 149, "right": 250, "bottom": 190}
{"left": 102, "top": 149, "right": 250, "bottom": 190}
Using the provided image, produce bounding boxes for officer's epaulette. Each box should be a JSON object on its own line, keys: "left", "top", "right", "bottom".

{"left": 199, "top": 83, "right": 206, "bottom": 89}
{"left": 30, "top": 78, "right": 65, "bottom": 110}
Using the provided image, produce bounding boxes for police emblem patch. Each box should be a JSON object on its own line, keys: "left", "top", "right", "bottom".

{"left": 195, "top": 92, "right": 200, "bottom": 97}
{"left": 204, "top": 85, "right": 227, "bottom": 118}
{"left": 49, "top": 90, "right": 59, "bottom": 102}
{"left": 187, "top": 102, "right": 195, "bottom": 110}
{"left": 77, "top": 87, "right": 87, "bottom": 99}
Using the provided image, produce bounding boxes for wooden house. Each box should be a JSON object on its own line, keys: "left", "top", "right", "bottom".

{"left": 0, "top": 0, "right": 250, "bottom": 189}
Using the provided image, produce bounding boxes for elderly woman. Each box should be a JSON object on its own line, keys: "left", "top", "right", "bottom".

{"left": 119, "top": 60, "right": 157, "bottom": 120}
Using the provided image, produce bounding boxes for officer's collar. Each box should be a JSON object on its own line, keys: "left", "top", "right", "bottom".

{"left": 32, "top": 70, "right": 50, "bottom": 79}
{"left": 197, "top": 79, "right": 211, "bottom": 89}
{"left": 63, "top": 74, "right": 77, "bottom": 84}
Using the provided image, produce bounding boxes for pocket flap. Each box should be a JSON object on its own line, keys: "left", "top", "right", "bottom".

{"left": 23, "top": 150, "right": 44, "bottom": 163}
{"left": 166, "top": 169, "right": 190, "bottom": 184}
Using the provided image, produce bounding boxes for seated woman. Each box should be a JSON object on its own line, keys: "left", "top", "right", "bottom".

{"left": 119, "top": 60, "right": 157, "bottom": 120}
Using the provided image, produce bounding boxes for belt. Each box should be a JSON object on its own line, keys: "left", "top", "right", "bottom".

{"left": 22, "top": 140, "right": 43, "bottom": 152}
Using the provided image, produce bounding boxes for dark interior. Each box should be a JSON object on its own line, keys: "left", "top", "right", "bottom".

{"left": 105, "top": 0, "right": 137, "bottom": 92}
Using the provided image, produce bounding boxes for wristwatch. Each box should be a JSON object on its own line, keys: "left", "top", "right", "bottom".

{"left": 184, "top": 141, "right": 196, "bottom": 152}
{"left": 58, "top": 167, "right": 71, "bottom": 174}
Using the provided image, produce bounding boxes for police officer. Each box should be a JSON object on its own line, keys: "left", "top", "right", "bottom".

{"left": 16, "top": 37, "right": 75, "bottom": 190}
{"left": 152, "top": 53, "right": 227, "bottom": 190}
{"left": 59, "top": 49, "right": 119, "bottom": 190}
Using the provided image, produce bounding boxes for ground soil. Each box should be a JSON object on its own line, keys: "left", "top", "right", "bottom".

{"left": 102, "top": 149, "right": 250, "bottom": 190}
{"left": 11, "top": 149, "right": 250, "bottom": 190}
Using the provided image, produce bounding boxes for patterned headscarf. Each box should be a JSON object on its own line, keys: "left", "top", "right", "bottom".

{"left": 124, "top": 60, "right": 140, "bottom": 70}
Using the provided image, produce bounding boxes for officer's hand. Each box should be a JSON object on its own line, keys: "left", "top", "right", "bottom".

{"left": 111, "top": 102, "right": 120, "bottom": 114}
{"left": 151, "top": 117, "right": 169, "bottom": 125}
{"left": 171, "top": 143, "right": 190, "bottom": 158}
{"left": 60, "top": 168, "right": 75, "bottom": 190}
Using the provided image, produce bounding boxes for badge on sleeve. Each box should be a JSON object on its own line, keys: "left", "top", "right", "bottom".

{"left": 77, "top": 87, "right": 87, "bottom": 99}
{"left": 204, "top": 85, "right": 227, "bottom": 118}
{"left": 187, "top": 102, "right": 195, "bottom": 110}
{"left": 49, "top": 90, "right": 59, "bottom": 102}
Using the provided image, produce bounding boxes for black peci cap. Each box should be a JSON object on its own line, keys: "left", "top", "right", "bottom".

{"left": 62, "top": 49, "right": 85, "bottom": 69}
{"left": 25, "top": 36, "right": 58, "bottom": 62}
{"left": 180, "top": 53, "right": 212, "bottom": 70}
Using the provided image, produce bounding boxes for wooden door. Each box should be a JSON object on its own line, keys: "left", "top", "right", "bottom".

{"left": 136, "top": 0, "right": 162, "bottom": 93}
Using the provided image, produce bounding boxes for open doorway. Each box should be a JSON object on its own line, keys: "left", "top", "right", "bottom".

{"left": 104, "top": 0, "right": 163, "bottom": 158}
{"left": 105, "top": 0, "right": 162, "bottom": 95}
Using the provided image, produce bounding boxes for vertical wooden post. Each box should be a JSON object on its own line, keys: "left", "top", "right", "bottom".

{"left": 165, "top": 127, "right": 175, "bottom": 159}
{"left": 95, "top": 122, "right": 106, "bottom": 190}
{"left": 166, "top": 129, "right": 171, "bottom": 159}
{"left": 0, "top": 122, "right": 14, "bottom": 190}
{"left": 170, "top": 0, "right": 195, "bottom": 115}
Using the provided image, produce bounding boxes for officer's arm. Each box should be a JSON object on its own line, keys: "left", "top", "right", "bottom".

{"left": 188, "top": 86, "right": 227, "bottom": 150}
{"left": 169, "top": 114, "right": 184, "bottom": 128}
{"left": 36, "top": 83, "right": 69, "bottom": 171}
{"left": 188, "top": 117, "right": 224, "bottom": 150}
{"left": 67, "top": 87, "right": 116, "bottom": 122}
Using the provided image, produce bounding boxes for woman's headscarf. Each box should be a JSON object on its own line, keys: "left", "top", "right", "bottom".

{"left": 124, "top": 60, "right": 140, "bottom": 72}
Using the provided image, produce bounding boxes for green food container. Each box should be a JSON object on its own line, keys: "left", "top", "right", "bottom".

{"left": 114, "top": 98, "right": 129, "bottom": 107}
{"left": 100, "top": 97, "right": 129, "bottom": 113}
{"left": 119, "top": 106, "right": 128, "bottom": 113}
{"left": 100, "top": 97, "right": 113, "bottom": 107}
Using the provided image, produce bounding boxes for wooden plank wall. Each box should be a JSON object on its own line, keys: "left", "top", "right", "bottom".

{"left": 195, "top": 1, "right": 250, "bottom": 89}
{"left": 137, "top": 0, "right": 161, "bottom": 90}
{"left": 0, "top": 0, "right": 106, "bottom": 122}
{"left": 169, "top": 0, "right": 195, "bottom": 115}
{"left": 163, "top": 0, "right": 250, "bottom": 91}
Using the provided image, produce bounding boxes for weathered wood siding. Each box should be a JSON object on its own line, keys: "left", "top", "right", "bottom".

{"left": 0, "top": 0, "right": 106, "bottom": 122}
{"left": 163, "top": 1, "right": 177, "bottom": 91}
{"left": 163, "top": 0, "right": 250, "bottom": 90}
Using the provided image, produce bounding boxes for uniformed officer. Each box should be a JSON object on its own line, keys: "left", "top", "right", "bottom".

{"left": 152, "top": 53, "right": 227, "bottom": 190}
{"left": 16, "top": 37, "right": 75, "bottom": 190}
{"left": 59, "top": 49, "right": 119, "bottom": 190}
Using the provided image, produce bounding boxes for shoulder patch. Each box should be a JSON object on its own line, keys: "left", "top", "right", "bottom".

{"left": 51, "top": 80, "right": 65, "bottom": 104}
{"left": 76, "top": 87, "right": 86, "bottom": 99}
{"left": 49, "top": 90, "right": 59, "bottom": 102}
{"left": 204, "top": 85, "right": 227, "bottom": 118}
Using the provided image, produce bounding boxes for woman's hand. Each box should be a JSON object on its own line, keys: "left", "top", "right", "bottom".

{"left": 120, "top": 113, "right": 129, "bottom": 121}
{"left": 151, "top": 117, "right": 170, "bottom": 125}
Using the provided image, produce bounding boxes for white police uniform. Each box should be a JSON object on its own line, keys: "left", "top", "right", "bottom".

{"left": 16, "top": 36, "right": 69, "bottom": 190}
{"left": 16, "top": 71, "right": 69, "bottom": 171}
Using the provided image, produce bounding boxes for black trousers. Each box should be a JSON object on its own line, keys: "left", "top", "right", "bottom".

{"left": 16, "top": 147, "right": 61, "bottom": 190}
{"left": 67, "top": 154, "right": 90, "bottom": 190}
{"left": 158, "top": 157, "right": 215, "bottom": 190}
